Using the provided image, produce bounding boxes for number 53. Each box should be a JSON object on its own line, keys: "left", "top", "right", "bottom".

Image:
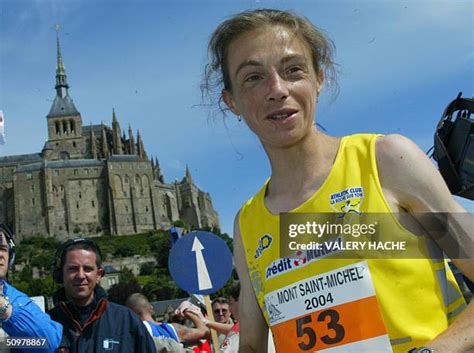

{"left": 296, "top": 309, "right": 345, "bottom": 351}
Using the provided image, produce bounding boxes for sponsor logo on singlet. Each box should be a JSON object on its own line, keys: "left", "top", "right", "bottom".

{"left": 255, "top": 234, "right": 273, "bottom": 259}
{"left": 265, "top": 237, "right": 343, "bottom": 279}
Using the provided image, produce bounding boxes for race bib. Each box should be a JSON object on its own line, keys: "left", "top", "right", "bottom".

{"left": 264, "top": 261, "right": 392, "bottom": 352}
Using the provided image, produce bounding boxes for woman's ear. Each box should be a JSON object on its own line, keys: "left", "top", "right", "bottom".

{"left": 222, "top": 89, "right": 241, "bottom": 116}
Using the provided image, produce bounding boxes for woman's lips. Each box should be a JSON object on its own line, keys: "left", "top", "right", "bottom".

{"left": 267, "top": 108, "right": 298, "bottom": 121}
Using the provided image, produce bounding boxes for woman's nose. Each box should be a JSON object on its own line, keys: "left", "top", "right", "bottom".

{"left": 266, "top": 71, "right": 289, "bottom": 102}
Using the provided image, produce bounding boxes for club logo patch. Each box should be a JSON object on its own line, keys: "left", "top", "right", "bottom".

{"left": 330, "top": 186, "right": 364, "bottom": 217}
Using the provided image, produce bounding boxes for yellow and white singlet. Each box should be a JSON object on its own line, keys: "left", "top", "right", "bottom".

{"left": 239, "top": 134, "right": 466, "bottom": 353}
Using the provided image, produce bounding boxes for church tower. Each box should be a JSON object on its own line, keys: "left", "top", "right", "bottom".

{"left": 112, "top": 109, "right": 123, "bottom": 154}
{"left": 44, "top": 25, "right": 85, "bottom": 160}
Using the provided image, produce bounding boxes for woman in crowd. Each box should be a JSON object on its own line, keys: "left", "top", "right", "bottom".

{"left": 203, "top": 8, "right": 473, "bottom": 353}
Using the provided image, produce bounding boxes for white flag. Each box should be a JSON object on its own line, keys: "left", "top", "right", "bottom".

{"left": 0, "top": 111, "right": 5, "bottom": 145}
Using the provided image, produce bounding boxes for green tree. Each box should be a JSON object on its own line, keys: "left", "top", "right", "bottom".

{"left": 141, "top": 271, "right": 187, "bottom": 302}
{"left": 172, "top": 219, "right": 189, "bottom": 231}
{"left": 197, "top": 227, "right": 233, "bottom": 253}
{"left": 114, "top": 243, "right": 135, "bottom": 257}
{"left": 119, "top": 267, "right": 136, "bottom": 283}
{"left": 142, "top": 282, "right": 163, "bottom": 301}
{"left": 149, "top": 234, "right": 171, "bottom": 268}
{"left": 28, "top": 277, "right": 58, "bottom": 297}
{"left": 108, "top": 279, "right": 142, "bottom": 305}
{"left": 11, "top": 277, "right": 59, "bottom": 298}
{"left": 31, "top": 251, "right": 54, "bottom": 269}
{"left": 139, "top": 262, "right": 155, "bottom": 276}
{"left": 218, "top": 232, "right": 233, "bottom": 253}
{"left": 142, "top": 281, "right": 181, "bottom": 301}
{"left": 212, "top": 276, "right": 237, "bottom": 300}
{"left": 18, "top": 265, "right": 32, "bottom": 282}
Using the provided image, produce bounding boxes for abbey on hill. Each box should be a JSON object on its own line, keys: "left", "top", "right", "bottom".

{"left": 0, "top": 31, "right": 219, "bottom": 241}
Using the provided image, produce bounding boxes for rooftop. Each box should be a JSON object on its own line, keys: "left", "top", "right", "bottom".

{"left": 47, "top": 95, "right": 80, "bottom": 118}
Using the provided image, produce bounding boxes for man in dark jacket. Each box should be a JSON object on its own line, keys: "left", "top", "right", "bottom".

{"left": 48, "top": 238, "right": 156, "bottom": 353}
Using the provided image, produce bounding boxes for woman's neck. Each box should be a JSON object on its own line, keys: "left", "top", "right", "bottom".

{"left": 263, "top": 129, "right": 341, "bottom": 213}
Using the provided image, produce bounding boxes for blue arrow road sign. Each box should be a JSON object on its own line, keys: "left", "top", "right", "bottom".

{"left": 168, "top": 231, "right": 233, "bottom": 295}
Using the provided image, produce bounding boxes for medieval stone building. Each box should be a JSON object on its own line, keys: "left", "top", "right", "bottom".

{"left": 0, "top": 32, "right": 219, "bottom": 242}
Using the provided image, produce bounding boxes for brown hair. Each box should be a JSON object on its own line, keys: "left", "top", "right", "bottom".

{"left": 211, "top": 296, "right": 229, "bottom": 307}
{"left": 202, "top": 8, "right": 338, "bottom": 115}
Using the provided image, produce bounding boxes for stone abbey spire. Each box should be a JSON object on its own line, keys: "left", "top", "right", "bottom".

{"left": 55, "top": 24, "right": 68, "bottom": 98}
{"left": 45, "top": 24, "right": 84, "bottom": 160}
{"left": 185, "top": 164, "right": 193, "bottom": 183}
{"left": 128, "top": 125, "right": 136, "bottom": 154}
{"left": 112, "top": 108, "right": 123, "bottom": 154}
{"left": 137, "top": 130, "right": 147, "bottom": 160}
{"left": 47, "top": 24, "right": 79, "bottom": 118}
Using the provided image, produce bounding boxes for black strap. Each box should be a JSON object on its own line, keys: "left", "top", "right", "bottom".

{"left": 434, "top": 132, "right": 462, "bottom": 192}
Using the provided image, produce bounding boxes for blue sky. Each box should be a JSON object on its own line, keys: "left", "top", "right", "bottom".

{"left": 0, "top": 0, "right": 473, "bottom": 234}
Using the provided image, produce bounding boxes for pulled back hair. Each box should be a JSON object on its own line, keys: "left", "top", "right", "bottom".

{"left": 202, "top": 8, "right": 338, "bottom": 115}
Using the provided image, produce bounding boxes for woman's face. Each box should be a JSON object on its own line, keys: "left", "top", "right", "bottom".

{"left": 223, "top": 25, "right": 323, "bottom": 149}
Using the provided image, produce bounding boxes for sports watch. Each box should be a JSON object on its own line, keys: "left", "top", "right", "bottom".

{"left": 408, "top": 347, "right": 435, "bottom": 353}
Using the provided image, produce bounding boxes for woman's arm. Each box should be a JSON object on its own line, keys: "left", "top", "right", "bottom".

{"left": 376, "top": 134, "right": 474, "bottom": 353}
{"left": 234, "top": 212, "right": 269, "bottom": 353}
{"left": 203, "top": 319, "right": 233, "bottom": 335}
{"left": 172, "top": 310, "right": 210, "bottom": 343}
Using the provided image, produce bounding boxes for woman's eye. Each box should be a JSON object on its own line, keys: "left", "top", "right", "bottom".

{"left": 287, "top": 66, "right": 303, "bottom": 74}
{"left": 244, "top": 74, "right": 262, "bottom": 82}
